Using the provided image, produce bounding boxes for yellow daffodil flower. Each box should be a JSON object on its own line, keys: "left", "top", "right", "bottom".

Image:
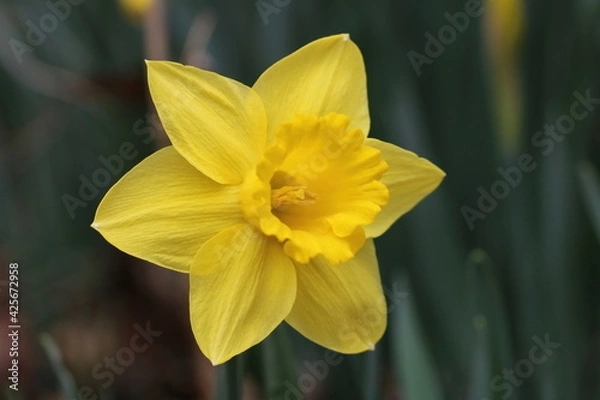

{"left": 486, "top": 0, "right": 524, "bottom": 68}
{"left": 485, "top": 0, "right": 525, "bottom": 152}
{"left": 118, "top": 0, "right": 153, "bottom": 21}
{"left": 92, "top": 34, "right": 445, "bottom": 365}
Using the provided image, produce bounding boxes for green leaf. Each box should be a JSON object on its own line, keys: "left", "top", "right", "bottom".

{"left": 464, "top": 249, "right": 513, "bottom": 400}
{"left": 578, "top": 161, "right": 600, "bottom": 244}
{"left": 258, "top": 325, "right": 297, "bottom": 399}
{"left": 39, "top": 333, "right": 79, "bottom": 400}
{"left": 467, "top": 314, "right": 492, "bottom": 400}
{"left": 391, "top": 273, "right": 444, "bottom": 400}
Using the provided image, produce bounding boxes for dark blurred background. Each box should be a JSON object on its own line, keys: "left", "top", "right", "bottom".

{"left": 1, "top": 0, "right": 599, "bottom": 399}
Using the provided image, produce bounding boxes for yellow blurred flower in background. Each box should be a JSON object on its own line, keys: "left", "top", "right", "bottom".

{"left": 486, "top": 0, "right": 524, "bottom": 69}
{"left": 118, "top": 0, "right": 153, "bottom": 21}
{"left": 485, "top": 0, "right": 526, "bottom": 152}
{"left": 91, "top": 34, "right": 445, "bottom": 365}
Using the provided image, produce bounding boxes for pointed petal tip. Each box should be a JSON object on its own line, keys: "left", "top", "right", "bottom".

{"left": 367, "top": 342, "right": 376, "bottom": 351}
{"left": 438, "top": 165, "right": 447, "bottom": 177}
{"left": 332, "top": 33, "right": 351, "bottom": 43}
{"left": 208, "top": 353, "right": 230, "bottom": 366}
{"left": 90, "top": 221, "right": 100, "bottom": 230}
{"left": 145, "top": 59, "right": 168, "bottom": 68}
{"left": 423, "top": 160, "right": 447, "bottom": 182}
{"left": 205, "top": 351, "right": 223, "bottom": 366}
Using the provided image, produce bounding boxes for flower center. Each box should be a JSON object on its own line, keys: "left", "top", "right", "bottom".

{"left": 241, "top": 113, "right": 389, "bottom": 265}
{"left": 271, "top": 185, "right": 318, "bottom": 211}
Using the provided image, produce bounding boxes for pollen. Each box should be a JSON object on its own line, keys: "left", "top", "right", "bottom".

{"left": 271, "top": 185, "right": 318, "bottom": 210}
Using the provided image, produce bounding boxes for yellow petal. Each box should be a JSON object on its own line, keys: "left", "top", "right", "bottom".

{"left": 147, "top": 60, "right": 267, "bottom": 184}
{"left": 190, "top": 224, "right": 296, "bottom": 365}
{"left": 92, "top": 146, "right": 243, "bottom": 273}
{"left": 252, "top": 34, "right": 370, "bottom": 143}
{"left": 285, "top": 240, "right": 386, "bottom": 353}
{"left": 363, "top": 139, "right": 446, "bottom": 238}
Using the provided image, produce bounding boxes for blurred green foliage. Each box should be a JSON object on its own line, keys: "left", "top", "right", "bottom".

{"left": 1, "top": 0, "right": 599, "bottom": 399}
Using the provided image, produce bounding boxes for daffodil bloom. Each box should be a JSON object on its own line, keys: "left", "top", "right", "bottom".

{"left": 92, "top": 34, "right": 445, "bottom": 365}
{"left": 119, "top": 0, "right": 153, "bottom": 21}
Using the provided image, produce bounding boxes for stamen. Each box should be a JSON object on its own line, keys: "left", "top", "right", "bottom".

{"left": 271, "top": 185, "right": 318, "bottom": 210}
